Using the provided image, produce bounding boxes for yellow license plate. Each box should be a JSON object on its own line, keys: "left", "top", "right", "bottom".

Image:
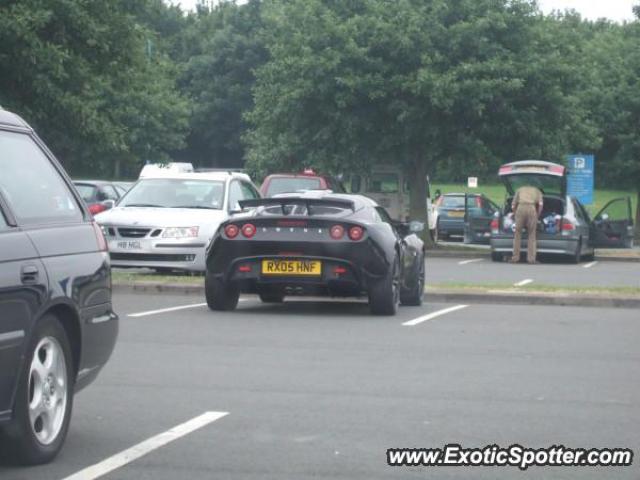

{"left": 261, "top": 259, "right": 322, "bottom": 276}
{"left": 448, "top": 211, "right": 465, "bottom": 217}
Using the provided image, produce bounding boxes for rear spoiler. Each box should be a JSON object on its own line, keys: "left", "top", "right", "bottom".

{"left": 238, "top": 197, "right": 355, "bottom": 214}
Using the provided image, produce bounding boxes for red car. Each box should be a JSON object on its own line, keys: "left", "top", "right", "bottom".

{"left": 260, "top": 169, "right": 346, "bottom": 197}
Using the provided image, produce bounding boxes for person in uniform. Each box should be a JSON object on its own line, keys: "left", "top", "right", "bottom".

{"left": 511, "top": 185, "right": 543, "bottom": 264}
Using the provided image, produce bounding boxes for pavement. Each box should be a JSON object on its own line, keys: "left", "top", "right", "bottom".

{"left": 1, "top": 292, "right": 638, "bottom": 480}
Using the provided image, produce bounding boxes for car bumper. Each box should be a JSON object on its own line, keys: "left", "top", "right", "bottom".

{"left": 107, "top": 238, "right": 208, "bottom": 271}
{"left": 491, "top": 236, "right": 579, "bottom": 255}
{"left": 438, "top": 218, "right": 464, "bottom": 235}
{"left": 213, "top": 255, "right": 383, "bottom": 297}
{"left": 76, "top": 304, "right": 119, "bottom": 392}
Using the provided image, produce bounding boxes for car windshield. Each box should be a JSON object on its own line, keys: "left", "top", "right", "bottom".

{"left": 75, "top": 184, "right": 98, "bottom": 202}
{"left": 120, "top": 179, "right": 225, "bottom": 209}
{"left": 439, "top": 196, "right": 466, "bottom": 208}
{"left": 266, "top": 177, "right": 323, "bottom": 196}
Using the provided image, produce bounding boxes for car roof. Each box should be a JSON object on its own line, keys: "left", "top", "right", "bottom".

{"left": 0, "top": 108, "right": 31, "bottom": 130}
{"left": 273, "top": 190, "right": 376, "bottom": 209}
{"left": 264, "top": 173, "right": 333, "bottom": 180}
{"left": 441, "top": 192, "right": 484, "bottom": 198}
{"left": 139, "top": 171, "right": 251, "bottom": 182}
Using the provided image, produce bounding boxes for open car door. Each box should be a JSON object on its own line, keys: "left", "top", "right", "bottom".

{"left": 590, "top": 197, "right": 634, "bottom": 248}
{"left": 464, "top": 194, "right": 500, "bottom": 244}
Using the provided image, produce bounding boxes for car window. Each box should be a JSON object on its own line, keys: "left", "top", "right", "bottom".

{"left": 375, "top": 206, "right": 394, "bottom": 224}
{"left": 102, "top": 185, "right": 119, "bottom": 200}
{"left": 440, "top": 196, "right": 465, "bottom": 208}
{"left": 0, "top": 131, "right": 82, "bottom": 225}
{"left": 120, "top": 178, "right": 225, "bottom": 209}
{"left": 266, "top": 177, "right": 323, "bottom": 196}
{"left": 75, "top": 184, "right": 98, "bottom": 203}
{"left": 241, "top": 182, "right": 259, "bottom": 200}
{"left": 228, "top": 181, "right": 244, "bottom": 210}
{"left": 115, "top": 185, "right": 128, "bottom": 196}
{"left": 369, "top": 173, "right": 399, "bottom": 193}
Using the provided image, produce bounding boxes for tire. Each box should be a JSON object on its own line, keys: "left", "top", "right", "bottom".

{"left": 369, "top": 256, "right": 400, "bottom": 315}
{"left": 400, "top": 253, "right": 425, "bottom": 306}
{"left": 205, "top": 272, "right": 239, "bottom": 311}
{"left": 491, "top": 251, "right": 503, "bottom": 262}
{"left": 259, "top": 293, "right": 285, "bottom": 303}
{"left": 0, "top": 314, "right": 74, "bottom": 465}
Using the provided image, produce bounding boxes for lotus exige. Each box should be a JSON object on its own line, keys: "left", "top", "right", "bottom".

{"left": 204, "top": 192, "right": 425, "bottom": 315}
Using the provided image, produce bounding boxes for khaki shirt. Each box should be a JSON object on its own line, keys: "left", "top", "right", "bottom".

{"left": 513, "top": 186, "right": 543, "bottom": 206}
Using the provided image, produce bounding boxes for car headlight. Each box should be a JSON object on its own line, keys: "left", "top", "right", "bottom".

{"left": 161, "top": 226, "right": 199, "bottom": 238}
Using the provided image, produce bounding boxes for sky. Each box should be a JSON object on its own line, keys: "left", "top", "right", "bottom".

{"left": 172, "top": 0, "right": 637, "bottom": 22}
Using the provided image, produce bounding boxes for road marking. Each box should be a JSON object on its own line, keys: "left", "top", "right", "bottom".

{"left": 514, "top": 279, "right": 533, "bottom": 287}
{"left": 62, "top": 411, "right": 228, "bottom": 480}
{"left": 583, "top": 261, "right": 598, "bottom": 269}
{"left": 128, "top": 303, "right": 207, "bottom": 317}
{"left": 127, "top": 298, "right": 254, "bottom": 317}
{"left": 458, "top": 258, "right": 484, "bottom": 265}
{"left": 402, "top": 305, "right": 468, "bottom": 326}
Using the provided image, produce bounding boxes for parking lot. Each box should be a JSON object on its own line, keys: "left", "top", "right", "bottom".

{"left": 2, "top": 283, "right": 638, "bottom": 480}
{"left": 426, "top": 256, "right": 640, "bottom": 288}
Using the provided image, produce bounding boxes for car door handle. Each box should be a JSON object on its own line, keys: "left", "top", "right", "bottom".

{"left": 21, "top": 265, "right": 39, "bottom": 284}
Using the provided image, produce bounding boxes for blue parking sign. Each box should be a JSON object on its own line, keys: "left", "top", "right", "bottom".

{"left": 566, "top": 154, "right": 594, "bottom": 205}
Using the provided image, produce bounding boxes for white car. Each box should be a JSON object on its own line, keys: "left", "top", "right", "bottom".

{"left": 95, "top": 171, "right": 260, "bottom": 272}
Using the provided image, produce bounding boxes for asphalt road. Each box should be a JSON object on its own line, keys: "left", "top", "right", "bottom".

{"left": 1, "top": 292, "right": 638, "bottom": 479}
{"left": 426, "top": 256, "right": 640, "bottom": 288}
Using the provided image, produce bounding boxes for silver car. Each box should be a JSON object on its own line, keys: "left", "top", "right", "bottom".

{"left": 490, "top": 160, "right": 634, "bottom": 263}
{"left": 95, "top": 171, "right": 261, "bottom": 272}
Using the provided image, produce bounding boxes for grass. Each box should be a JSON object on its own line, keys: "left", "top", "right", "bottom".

{"left": 111, "top": 271, "right": 640, "bottom": 296}
{"left": 112, "top": 271, "right": 203, "bottom": 284}
{"left": 432, "top": 182, "right": 636, "bottom": 217}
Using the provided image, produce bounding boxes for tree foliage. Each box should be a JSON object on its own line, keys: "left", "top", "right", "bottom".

{"left": 0, "top": 0, "right": 189, "bottom": 177}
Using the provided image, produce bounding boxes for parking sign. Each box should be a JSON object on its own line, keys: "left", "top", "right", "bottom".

{"left": 566, "top": 154, "right": 594, "bottom": 205}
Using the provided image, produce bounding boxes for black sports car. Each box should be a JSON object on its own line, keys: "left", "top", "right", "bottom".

{"left": 204, "top": 192, "right": 425, "bottom": 315}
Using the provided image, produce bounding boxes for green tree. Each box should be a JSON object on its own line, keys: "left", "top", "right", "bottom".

{"left": 246, "top": 0, "right": 593, "bottom": 245}
{"left": 0, "top": 0, "right": 189, "bottom": 178}
{"left": 180, "top": 0, "right": 267, "bottom": 167}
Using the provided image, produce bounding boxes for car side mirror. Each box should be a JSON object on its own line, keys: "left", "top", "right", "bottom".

{"left": 101, "top": 199, "right": 116, "bottom": 210}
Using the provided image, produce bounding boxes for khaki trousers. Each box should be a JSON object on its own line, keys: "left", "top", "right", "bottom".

{"left": 512, "top": 204, "right": 538, "bottom": 263}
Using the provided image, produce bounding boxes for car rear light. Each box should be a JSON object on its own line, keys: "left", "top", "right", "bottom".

{"left": 330, "top": 225, "right": 344, "bottom": 239}
{"left": 561, "top": 218, "right": 576, "bottom": 231}
{"left": 89, "top": 203, "right": 107, "bottom": 215}
{"left": 241, "top": 223, "right": 256, "bottom": 238}
{"left": 238, "top": 264, "right": 251, "bottom": 272}
{"left": 91, "top": 222, "right": 108, "bottom": 252}
{"left": 225, "top": 224, "right": 239, "bottom": 239}
{"left": 348, "top": 226, "right": 364, "bottom": 241}
{"left": 333, "top": 266, "right": 347, "bottom": 274}
{"left": 490, "top": 218, "right": 499, "bottom": 234}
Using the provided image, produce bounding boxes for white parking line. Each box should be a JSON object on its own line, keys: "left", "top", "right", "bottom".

{"left": 402, "top": 305, "right": 468, "bottom": 326}
{"left": 583, "top": 261, "right": 598, "bottom": 269}
{"left": 128, "top": 303, "right": 207, "bottom": 318}
{"left": 62, "top": 411, "right": 228, "bottom": 480}
{"left": 458, "top": 258, "right": 484, "bottom": 265}
{"left": 514, "top": 279, "right": 533, "bottom": 287}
